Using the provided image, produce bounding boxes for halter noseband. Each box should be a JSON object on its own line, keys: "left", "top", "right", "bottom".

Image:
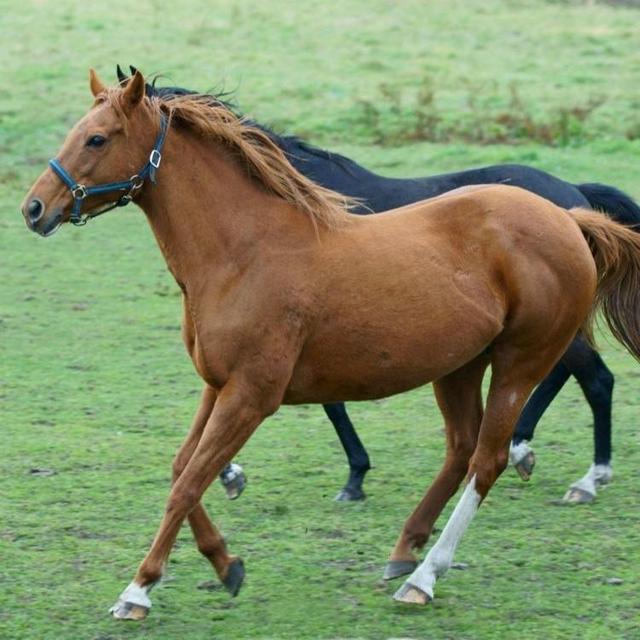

{"left": 48, "top": 112, "right": 169, "bottom": 226}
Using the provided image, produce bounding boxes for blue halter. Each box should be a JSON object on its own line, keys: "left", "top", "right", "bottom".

{"left": 48, "top": 113, "right": 169, "bottom": 226}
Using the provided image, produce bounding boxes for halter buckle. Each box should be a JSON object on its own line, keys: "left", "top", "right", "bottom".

{"left": 149, "top": 150, "right": 162, "bottom": 169}
{"left": 71, "top": 184, "right": 88, "bottom": 200}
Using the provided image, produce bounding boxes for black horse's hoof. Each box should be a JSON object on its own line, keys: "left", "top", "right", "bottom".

{"left": 514, "top": 451, "right": 536, "bottom": 482}
{"left": 383, "top": 560, "right": 418, "bottom": 581}
{"left": 220, "top": 463, "right": 247, "bottom": 500}
{"left": 222, "top": 558, "right": 245, "bottom": 597}
{"left": 334, "top": 486, "right": 366, "bottom": 501}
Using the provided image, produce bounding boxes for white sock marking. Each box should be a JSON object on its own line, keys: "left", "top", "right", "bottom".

{"left": 568, "top": 463, "right": 613, "bottom": 497}
{"left": 114, "top": 581, "right": 152, "bottom": 609}
{"left": 405, "top": 474, "right": 481, "bottom": 599}
{"left": 509, "top": 441, "right": 532, "bottom": 466}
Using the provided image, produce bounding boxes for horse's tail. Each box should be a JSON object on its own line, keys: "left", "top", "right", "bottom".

{"left": 570, "top": 208, "right": 640, "bottom": 362}
{"left": 576, "top": 182, "right": 640, "bottom": 230}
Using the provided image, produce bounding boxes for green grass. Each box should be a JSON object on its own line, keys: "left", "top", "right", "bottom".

{"left": 2, "top": 1, "right": 640, "bottom": 638}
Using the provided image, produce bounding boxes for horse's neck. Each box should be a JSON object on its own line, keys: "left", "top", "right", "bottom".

{"left": 137, "top": 129, "right": 313, "bottom": 293}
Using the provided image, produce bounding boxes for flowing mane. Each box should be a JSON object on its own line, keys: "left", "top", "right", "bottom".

{"left": 106, "top": 86, "right": 356, "bottom": 230}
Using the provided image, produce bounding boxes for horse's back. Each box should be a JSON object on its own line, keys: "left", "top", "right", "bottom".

{"left": 415, "top": 185, "right": 598, "bottom": 344}
{"left": 285, "top": 185, "right": 597, "bottom": 404}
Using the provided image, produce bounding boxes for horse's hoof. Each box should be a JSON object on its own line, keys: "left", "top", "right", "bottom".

{"left": 514, "top": 451, "right": 536, "bottom": 482}
{"left": 221, "top": 463, "right": 246, "bottom": 500}
{"left": 563, "top": 487, "right": 595, "bottom": 503}
{"left": 110, "top": 581, "right": 152, "bottom": 620}
{"left": 393, "top": 582, "right": 431, "bottom": 605}
{"left": 110, "top": 601, "right": 150, "bottom": 621}
{"left": 383, "top": 560, "right": 418, "bottom": 581}
{"left": 335, "top": 486, "right": 366, "bottom": 501}
{"left": 222, "top": 557, "right": 245, "bottom": 597}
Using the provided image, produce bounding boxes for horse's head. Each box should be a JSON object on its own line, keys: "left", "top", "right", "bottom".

{"left": 21, "top": 69, "right": 161, "bottom": 236}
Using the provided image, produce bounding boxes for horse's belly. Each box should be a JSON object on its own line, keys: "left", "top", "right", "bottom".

{"left": 284, "top": 295, "right": 503, "bottom": 403}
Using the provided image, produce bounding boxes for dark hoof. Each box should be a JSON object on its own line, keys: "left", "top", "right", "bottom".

{"left": 334, "top": 487, "right": 366, "bottom": 502}
{"left": 383, "top": 560, "right": 418, "bottom": 581}
{"left": 514, "top": 451, "right": 536, "bottom": 482}
{"left": 393, "top": 582, "right": 431, "bottom": 605}
{"left": 222, "top": 558, "right": 245, "bottom": 597}
{"left": 563, "top": 487, "right": 595, "bottom": 504}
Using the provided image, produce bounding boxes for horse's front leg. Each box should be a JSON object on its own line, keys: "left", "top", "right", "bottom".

{"left": 110, "top": 380, "right": 279, "bottom": 620}
{"left": 323, "top": 403, "right": 371, "bottom": 501}
{"left": 509, "top": 362, "right": 570, "bottom": 480}
{"left": 171, "top": 385, "right": 245, "bottom": 596}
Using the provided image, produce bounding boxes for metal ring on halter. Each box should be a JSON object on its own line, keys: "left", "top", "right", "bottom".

{"left": 71, "top": 184, "right": 88, "bottom": 200}
{"left": 129, "top": 175, "right": 145, "bottom": 190}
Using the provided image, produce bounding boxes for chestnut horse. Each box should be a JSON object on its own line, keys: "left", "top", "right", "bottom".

{"left": 21, "top": 70, "right": 640, "bottom": 618}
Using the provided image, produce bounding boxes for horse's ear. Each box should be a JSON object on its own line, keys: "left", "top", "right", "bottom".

{"left": 122, "top": 69, "right": 145, "bottom": 112}
{"left": 116, "top": 64, "right": 128, "bottom": 86}
{"left": 89, "top": 68, "right": 106, "bottom": 97}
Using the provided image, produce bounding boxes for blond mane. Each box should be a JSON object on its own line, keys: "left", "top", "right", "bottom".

{"left": 107, "top": 88, "right": 357, "bottom": 229}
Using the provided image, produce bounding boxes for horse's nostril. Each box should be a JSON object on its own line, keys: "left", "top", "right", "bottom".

{"left": 27, "top": 198, "right": 45, "bottom": 222}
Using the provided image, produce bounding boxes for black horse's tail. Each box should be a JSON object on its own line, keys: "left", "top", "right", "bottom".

{"left": 576, "top": 182, "right": 640, "bottom": 230}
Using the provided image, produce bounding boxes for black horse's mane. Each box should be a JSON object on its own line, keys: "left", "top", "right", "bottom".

{"left": 135, "top": 72, "right": 355, "bottom": 171}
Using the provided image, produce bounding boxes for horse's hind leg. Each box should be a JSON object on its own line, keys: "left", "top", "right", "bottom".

{"left": 323, "top": 403, "right": 371, "bottom": 501}
{"left": 561, "top": 337, "right": 614, "bottom": 503}
{"left": 384, "top": 354, "right": 488, "bottom": 581}
{"left": 394, "top": 339, "right": 573, "bottom": 605}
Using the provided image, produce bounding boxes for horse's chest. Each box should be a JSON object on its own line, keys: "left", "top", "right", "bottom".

{"left": 184, "top": 326, "right": 230, "bottom": 391}
{"left": 182, "top": 301, "right": 235, "bottom": 390}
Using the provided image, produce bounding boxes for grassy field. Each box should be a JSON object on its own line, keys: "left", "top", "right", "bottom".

{"left": 2, "top": 1, "right": 640, "bottom": 638}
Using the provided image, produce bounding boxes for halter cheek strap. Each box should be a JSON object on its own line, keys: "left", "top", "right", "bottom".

{"left": 48, "top": 112, "right": 169, "bottom": 226}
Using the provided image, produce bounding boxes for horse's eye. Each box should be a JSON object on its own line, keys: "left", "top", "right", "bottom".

{"left": 86, "top": 135, "right": 107, "bottom": 148}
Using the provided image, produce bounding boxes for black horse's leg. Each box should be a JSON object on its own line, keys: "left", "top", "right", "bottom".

{"left": 323, "top": 403, "right": 371, "bottom": 501}
{"left": 561, "top": 340, "right": 614, "bottom": 503}
{"left": 509, "top": 361, "right": 571, "bottom": 480}
{"left": 573, "top": 350, "right": 614, "bottom": 465}
{"left": 513, "top": 362, "right": 572, "bottom": 444}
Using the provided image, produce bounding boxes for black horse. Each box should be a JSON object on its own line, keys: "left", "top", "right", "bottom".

{"left": 121, "top": 68, "right": 640, "bottom": 503}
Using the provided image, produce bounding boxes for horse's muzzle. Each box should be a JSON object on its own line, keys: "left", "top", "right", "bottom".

{"left": 22, "top": 198, "right": 63, "bottom": 237}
